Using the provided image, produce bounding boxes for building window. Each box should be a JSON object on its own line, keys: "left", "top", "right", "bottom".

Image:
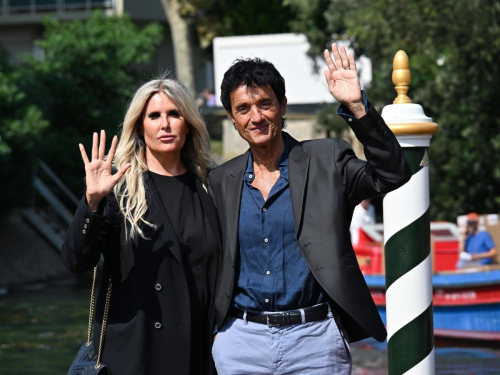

{"left": 35, "top": 0, "right": 57, "bottom": 11}
{"left": 9, "top": 0, "right": 30, "bottom": 10}
{"left": 7, "top": 0, "right": 113, "bottom": 14}
{"left": 35, "top": 0, "right": 57, "bottom": 5}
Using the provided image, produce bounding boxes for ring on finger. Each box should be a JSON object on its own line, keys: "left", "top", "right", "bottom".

{"left": 343, "top": 66, "right": 351, "bottom": 70}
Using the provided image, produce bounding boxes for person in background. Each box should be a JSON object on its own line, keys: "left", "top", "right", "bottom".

{"left": 349, "top": 199, "right": 375, "bottom": 245}
{"left": 457, "top": 212, "right": 497, "bottom": 268}
{"left": 203, "top": 88, "right": 217, "bottom": 107}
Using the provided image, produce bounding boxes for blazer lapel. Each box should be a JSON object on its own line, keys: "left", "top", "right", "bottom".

{"left": 225, "top": 151, "right": 248, "bottom": 264}
{"left": 194, "top": 173, "right": 222, "bottom": 250}
{"left": 288, "top": 135, "right": 310, "bottom": 238}
{"left": 145, "top": 174, "right": 185, "bottom": 267}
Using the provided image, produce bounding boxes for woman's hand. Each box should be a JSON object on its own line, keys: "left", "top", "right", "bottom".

{"left": 79, "top": 130, "right": 131, "bottom": 211}
{"left": 323, "top": 43, "right": 365, "bottom": 118}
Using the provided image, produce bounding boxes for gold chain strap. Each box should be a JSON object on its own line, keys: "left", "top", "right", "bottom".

{"left": 85, "top": 265, "right": 113, "bottom": 369}
{"left": 96, "top": 278, "right": 112, "bottom": 368}
{"left": 86, "top": 266, "right": 98, "bottom": 345}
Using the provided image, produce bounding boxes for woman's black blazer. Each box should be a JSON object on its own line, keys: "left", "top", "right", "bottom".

{"left": 62, "top": 172, "right": 221, "bottom": 375}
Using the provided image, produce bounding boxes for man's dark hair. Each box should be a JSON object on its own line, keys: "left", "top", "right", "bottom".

{"left": 220, "top": 58, "right": 286, "bottom": 127}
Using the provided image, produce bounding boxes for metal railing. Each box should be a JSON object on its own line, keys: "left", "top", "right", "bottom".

{"left": 37, "top": 160, "right": 79, "bottom": 207}
{"left": 1, "top": 0, "right": 113, "bottom": 18}
{"left": 21, "top": 160, "right": 79, "bottom": 251}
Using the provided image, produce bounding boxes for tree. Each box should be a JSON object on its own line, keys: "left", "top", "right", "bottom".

{"left": 201, "top": 0, "right": 295, "bottom": 41}
{"left": 286, "top": 0, "right": 500, "bottom": 221}
{"left": 160, "top": 0, "right": 295, "bottom": 93}
{"left": 20, "top": 10, "right": 163, "bottom": 196}
{"left": 0, "top": 50, "right": 48, "bottom": 214}
{"left": 160, "top": 0, "right": 199, "bottom": 92}
{"left": 316, "top": 103, "right": 346, "bottom": 139}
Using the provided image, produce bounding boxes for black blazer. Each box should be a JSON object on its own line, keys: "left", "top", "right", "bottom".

{"left": 62, "top": 172, "right": 221, "bottom": 375}
{"left": 207, "top": 105, "right": 411, "bottom": 343}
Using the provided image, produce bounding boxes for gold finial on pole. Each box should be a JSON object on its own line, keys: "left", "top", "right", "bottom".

{"left": 392, "top": 50, "right": 412, "bottom": 104}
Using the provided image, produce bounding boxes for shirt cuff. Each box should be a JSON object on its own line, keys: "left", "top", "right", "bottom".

{"left": 337, "top": 91, "right": 370, "bottom": 121}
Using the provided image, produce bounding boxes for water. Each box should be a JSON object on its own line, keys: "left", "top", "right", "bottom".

{"left": 1, "top": 283, "right": 500, "bottom": 374}
{"left": 350, "top": 338, "right": 500, "bottom": 374}
{"left": 0, "top": 283, "right": 89, "bottom": 374}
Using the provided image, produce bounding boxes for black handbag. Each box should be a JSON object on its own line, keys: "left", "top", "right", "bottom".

{"left": 68, "top": 266, "right": 113, "bottom": 375}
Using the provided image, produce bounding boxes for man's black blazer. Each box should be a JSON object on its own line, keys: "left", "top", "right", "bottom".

{"left": 207, "top": 105, "right": 411, "bottom": 343}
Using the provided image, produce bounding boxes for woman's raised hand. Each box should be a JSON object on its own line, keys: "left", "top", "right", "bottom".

{"left": 79, "top": 130, "right": 131, "bottom": 211}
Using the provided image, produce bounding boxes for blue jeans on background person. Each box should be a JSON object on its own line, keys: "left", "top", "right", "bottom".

{"left": 212, "top": 304, "right": 352, "bottom": 375}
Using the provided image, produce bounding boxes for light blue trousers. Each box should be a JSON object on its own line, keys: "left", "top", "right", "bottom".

{"left": 212, "top": 305, "right": 352, "bottom": 374}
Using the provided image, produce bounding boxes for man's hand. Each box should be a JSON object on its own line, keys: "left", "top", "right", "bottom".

{"left": 323, "top": 43, "right": 365, "bottom": 119}
{"left": 471, "top": 247, "right": 498, "bottom": 261}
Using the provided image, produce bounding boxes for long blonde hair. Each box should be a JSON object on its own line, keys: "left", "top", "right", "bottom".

{"left": 113, "top": 78, "right": 212, "bottom": 240}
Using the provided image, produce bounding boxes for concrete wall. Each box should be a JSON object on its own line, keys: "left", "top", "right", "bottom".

{"left": 124, "top": 0, "right": 165, "bottom": 21}
{"left": 0, "top": 210, "right": 72, "bottom": 288}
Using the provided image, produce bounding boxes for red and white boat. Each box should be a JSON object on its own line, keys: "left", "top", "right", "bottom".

{"left": 355, "top": 222, "right": 500, "bottom": 342}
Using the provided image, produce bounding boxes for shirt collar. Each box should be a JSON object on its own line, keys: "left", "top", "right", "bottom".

{"left": 245, "top": 132, "right": 289, "bottom": 183}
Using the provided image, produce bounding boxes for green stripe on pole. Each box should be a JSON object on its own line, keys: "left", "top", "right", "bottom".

{"left": 385, "top": 208, "right": 431, "bottom": 289}
{"left": 403, "top": 147, "right": 426, "bottom": 175}
{"left": 387, "top": 303, "right": 434, "bottom": 375}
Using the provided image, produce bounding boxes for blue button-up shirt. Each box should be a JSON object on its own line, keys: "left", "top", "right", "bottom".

{"left": 234, "top": 134, "right": 326, "bottom": 311}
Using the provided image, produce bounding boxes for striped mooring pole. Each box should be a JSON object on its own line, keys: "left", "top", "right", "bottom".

{"left": 382, "top": 51, "right": 439, "bottom": 375}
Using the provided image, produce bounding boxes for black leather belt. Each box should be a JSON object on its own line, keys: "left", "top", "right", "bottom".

{"left": 231, "top": 303, "right": 329, "bottom": 327}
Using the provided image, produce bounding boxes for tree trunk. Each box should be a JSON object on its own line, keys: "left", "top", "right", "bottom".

{"left": 160, "top": 0, "right": 196, "bottom": 93}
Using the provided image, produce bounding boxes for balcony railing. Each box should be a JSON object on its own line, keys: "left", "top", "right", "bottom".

{"left": 1, "top": 0, "right": 113, "bottom": 17}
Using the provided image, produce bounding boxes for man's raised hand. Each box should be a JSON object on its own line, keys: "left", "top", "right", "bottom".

{"left": 323, "top": 43, "right": 365, "bottom": 118}
{"left": 79, "top": 130, "right": 130, "bottom": 211}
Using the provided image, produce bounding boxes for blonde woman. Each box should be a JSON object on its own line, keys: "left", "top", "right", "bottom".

{"left": 63, "top": 78, "right": 221, "bottom": 375}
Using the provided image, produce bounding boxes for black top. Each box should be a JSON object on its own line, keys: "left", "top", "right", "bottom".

{"left": 149, "top": 171, "right": 219, "bottom": 373}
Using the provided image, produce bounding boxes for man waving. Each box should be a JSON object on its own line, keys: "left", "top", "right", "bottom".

{"left": 208, "top": 44, "right": 411, "bottom": 374}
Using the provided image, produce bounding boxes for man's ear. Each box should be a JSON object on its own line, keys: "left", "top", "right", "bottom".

{"left": 227, "top": 110, "right": 236, "bottom": 124}
{"left": 280, "top": 96, "right": 288, "bottom": 116}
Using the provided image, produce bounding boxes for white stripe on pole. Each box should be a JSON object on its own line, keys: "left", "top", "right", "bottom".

{"left": 384, "top": 167, "right": 429, "bottom": 245}
{"left": 403, "top": 348, "right": 436, "bottom": 375}
{"left": 386, "top": 255, "right": 433, "bottom": 341}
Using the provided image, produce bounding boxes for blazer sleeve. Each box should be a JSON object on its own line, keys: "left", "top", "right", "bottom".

{"left": 335, "top": 103, "right": 412, "bottom": 207}
{"left": 62, "top": 193, "right": 119, "bottom": 273}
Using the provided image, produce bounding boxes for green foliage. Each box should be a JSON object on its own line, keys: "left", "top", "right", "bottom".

{"left": 197, "top": 0, "right": 295, "bottom": 49}
{"left": 284, "top": 0, "right": 342, "bottom": 58}
{"left": 287, "top": 0, "right": 500, "bottom": 220}
{"left": 19, "top": 10, "right": 163, "bottom": 195}
{"left": 0, "top": 50, "right": 48, "bottom": 213}
{"left": 316, "top": 103, "right": 345, "bottom": 138}
{"left": 209, "top": 0, "right": 294, "bottom": 37}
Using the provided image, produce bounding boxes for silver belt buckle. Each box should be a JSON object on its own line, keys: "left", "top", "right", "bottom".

{"left": 266, "top": 314, "right": 281, "bottom": 327}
